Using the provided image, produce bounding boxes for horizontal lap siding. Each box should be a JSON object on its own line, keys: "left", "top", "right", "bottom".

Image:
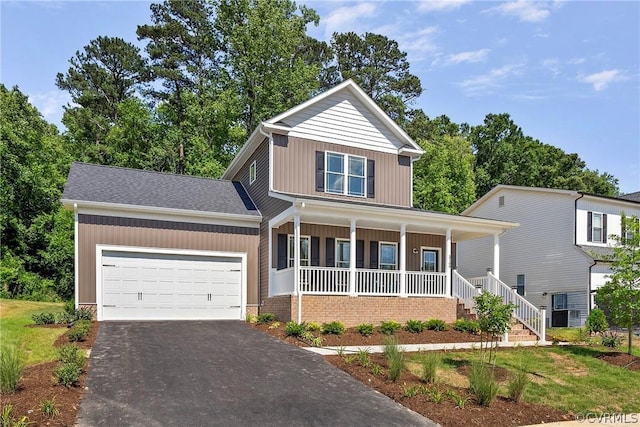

{"left": 78, "top": 217, "right": 259, "bottom": 305}
{"left": 273, "top": 136, "right": 411, "bottom": 207}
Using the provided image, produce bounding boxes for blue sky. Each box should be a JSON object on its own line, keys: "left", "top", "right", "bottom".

{"left": 2, "top": 0, "right": 638, "bottom": 194}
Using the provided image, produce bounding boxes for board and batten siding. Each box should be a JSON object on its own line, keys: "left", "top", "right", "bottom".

{"left": 575, "top": 197, "right": 640, "bottom": 246}
{"left": 458, "top": 188, "right": 591, "bottom": 325}
{"left": 272, "top": 135, "right": 411, "bottom": 207}
{"left": 77, "top": 215, "right": 260, "bottom": 306}
{"left": 282, "top": 90, "right": 408, "bottom": 154}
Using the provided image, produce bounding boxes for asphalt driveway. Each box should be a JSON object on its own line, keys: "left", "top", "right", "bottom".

{"left": 77, "top": 321, "right": 435, "bottom": 427}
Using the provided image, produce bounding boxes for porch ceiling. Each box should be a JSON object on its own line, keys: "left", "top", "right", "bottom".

{"left": 271, "top": 196, "right": 518, "bottom": 241}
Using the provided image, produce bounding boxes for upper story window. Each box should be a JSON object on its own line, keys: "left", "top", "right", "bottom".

{"left": 325, "top": 152, "right": 366, "bottom": 197}
{"left": 587, "top": 211, "right": 607, "bottom": 243}
{"left": 249, "top": 161, "right": 257, "bottom": 185}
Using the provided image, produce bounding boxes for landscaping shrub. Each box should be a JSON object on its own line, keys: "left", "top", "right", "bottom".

{"left": 284, "top": 321, "right": 307, "bottom": 337}
{"left": 469, "top": 362, "right": 498, "bottom": 406}
{"left": 383, "top": 337, "right": 404, "bottom": 382}
{"left": 67, "top": 320, "right": 91, "bottom": 342}
{"left": 55, "top": 311, "right": 75, "bottom": 324}
{"left": 58, "top": 344, "right": 85, "bottom": 368}
{"left": 245, "top": 313, "right": 257, "bottom": 323}
{"left": 601, "top": 331, "right": 623, "bottom": 348}
{"left": 405, "top": 319, "right": 426, "bottom": 333}
{"left": 54, "top": 362, "right": 81, "bottom": 387}
{"left": 40, "top": 398, "right": 60, "bottom": 418}
{"left": 31, "top": 311, "right": 56, "bottom": 325}
{"left": 585, "top": 308, "right": 608, "bottom": 335}
{"left": 74, "top": 307, "right": 94, "bottom": 321}
{"left": 257, "top": 313, "right": 276, "bottom": 324}
{"left": 305, "top": 322, "right": 321, "bottom": 332}
{"left": 0, "top": 346, "right": 23, "bottom": 393}
{"left": 425, "top": 319, "right": 447, "bottom": 331}
{"left": 508, "top": 368, "right": 528, "bottom": 403}
{"left": 357, "top": 348, "right": 371, "bottom": 367}
{"left": 322, "top": 321, "right": 346, "bottom": 335}
{"left": 421, "top": 352, "right": 440, "bottom": 384}
{"left": 356, "top": 323, "right": 374, "bottom": 336}
{"left": 453, "top": 319, "right": 480, "bottom": 334}
{"left": 380, "top": 320, "right": 402, "bottom": 335}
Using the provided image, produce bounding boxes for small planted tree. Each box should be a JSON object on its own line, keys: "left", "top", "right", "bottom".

{"left": 585, "top": 308, "right": 608, "bottom": 336}
{"left": 594, "top": 214, "right": 640, "bottom": 355}
{"left": 473, "top": 292, "right": 516, "bottom": 365}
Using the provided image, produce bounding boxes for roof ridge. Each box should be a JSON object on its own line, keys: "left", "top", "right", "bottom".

{"left": 73, "top": 162, "right": 234, "bottom": 183}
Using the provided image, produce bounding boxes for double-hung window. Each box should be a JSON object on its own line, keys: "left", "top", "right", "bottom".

{"left": 421, "top": 248, "right": 439, "bottom": 272}
{"left": 553, "top": 294, "right": 567, "bottom": 310}
{"left": 379, "top": 242, "right": 397, "bottom": 270}
{"left": 516, "top": 274, "right": 525, "bottom": 296}
{"left": 592, "top": 213, "right": 603, "bottom": 243}
{"left": 325, "top": 152, "right": 366, "bottom": 197}
{"left": 288, "top": 235, "right": 310, "bottom": 267}
{"left": 335, "top": 239, "right": 350, "bottom": 268}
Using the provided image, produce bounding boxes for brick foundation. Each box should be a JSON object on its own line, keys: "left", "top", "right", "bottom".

{"left": 78, "top": 304, "right": 97, "bottom": 320}
{"left": 261, "top": 295, "right": 457, "bottom": 327}
{"left": 245, "top": 305, "right": 259, "bottom": 317}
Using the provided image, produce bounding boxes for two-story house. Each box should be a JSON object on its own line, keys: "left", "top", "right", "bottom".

{"left": 62, "top": 80, "right": 521, "bottom": 328}
{"left": 458, "top": 185, "right": 640, "bottom": 328}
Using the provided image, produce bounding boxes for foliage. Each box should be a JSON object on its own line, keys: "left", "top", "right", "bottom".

{"left": 284, "top": 321, "right": 307, "bottom": 337}
{"left": 310, "top": 336, "right": 323, "bottom": 347}
{"left": 585, "top": 308, "right": 608, "bottom": 335}
{"left": 31, "top": 312, "right": 56, "bottom": 325}
{"left": 426, "top": 387, "right": 444, "bottom": 403}
{"left": 67, "top": 320, "right": 91, "bottom": 342}
{"left": 453, "top": 319, "right": 481, "bottom": 334}
{"left": 379, "top": 320, "right": 402, "bottom": 335}
{"left": 601, "top": 331, "right": 624, "bottom": 348}
{"left": 420, "top": 352, "right": 440, "bottom": 384}
{"left": 245, "top": 313, "right": 257, "bottom": 323}
{"left": 74, "top": 307, "right": 94, "bottom": 321}
{"left": 1, "top": 404, "right": 31, "bottom": 427}
{"left": 473, "top": 291, "right": 516, "bottom": 365}
{"left": 54, "top": 362, "right": 82, "bottom": 387}
{"left": 305, "top": 321, "right": 321, "bottom": 332}
{"left": 356, "top": 348, "right": 371, "bottom": 367}
{"left": 356, "top": 323, "right": 374, "bottom": 336}
{"left": 370, "top": 364, "right": 382, "bottom": 376}
{"left": 424, "top": 319, "right": 447, "bottom": 331}
{"left": 383, "top": 336, "right": 404, "bottom": 382}
{"left": 405, "top": 319, "right": 426, "bottom": 333}
{"left": 447, "top": 390, "right": 470, "bottom": 409}
{"left": 508, "top": 367, "right": 529, "bottom": 403}
{"left": 58, "top": 344, "right": 85, "bottom": 368}
{"left": 468, "top": 362, "right": 498, "bottom": 406}
{"left": 0, "top": 346, "right": 23, "bottom": 393}
{"left": 40, "top": 398, "right": 60, "bottom": 418}
{"left": 256, "top": 313, "right": 276, "bottom": 324}
{"left": 321, "top": 321, "right": 346, "bottom": 335}
{"left": 595, "top": 214, "right": 640, "bottom": 354}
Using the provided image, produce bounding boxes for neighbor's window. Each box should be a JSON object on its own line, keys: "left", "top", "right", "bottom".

{"left": 288, "top": 235, "right": 310, "bottom": 267}
{"left": 379, "top": 242, "right": 398, "bottom": 270}
{"left": 592, "top": 213, "right": 603, "bottom": 243}
{"left": 249, "top": 161, "right": 257, "bottom": 185}
{"left": 325, "top": 152, "right": 366, "bottom": 197}
{"left": 553, "top": 293, "right": 568, "bottom": 310}
{"left": 516, "top": 274, "right": 525, "bottom": 296}
{"left": 335, "top": 239, "right": 350, "bottom": 268}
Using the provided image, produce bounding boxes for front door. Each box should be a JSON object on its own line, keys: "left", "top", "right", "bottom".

{"left": 421, "top": 248, "right": 439, "bottom": 272}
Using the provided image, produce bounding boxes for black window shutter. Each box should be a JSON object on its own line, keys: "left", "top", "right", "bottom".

{"left": 356, "top": 240, "right": 365, "bottom": 269}
{"left": 311, "top": 236, "right": 320, "bottom": 267}
{"left": 277, "top": 234, "right": 288, "bottom": 270}
{"left": 587, "top": 211, "right": 593, "bottom": 242}
{"left": 316, "top": 151, "right": 325, "bottom": 192}
{"left": 370, "top": 241, "right": 379, "bottom": 269}
{"left": 326, "top": 237, "right": 335, "bottom": 267}
{"left": 367, "top": 159, "right": 375, "bottom": 198}
{"left": 602, "top": 214, "right": 607, "bottom": 243}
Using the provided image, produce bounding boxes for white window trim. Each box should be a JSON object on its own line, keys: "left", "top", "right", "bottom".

{"left": 379, "top": 241, "right": 398, "bottom": 270}
{"left": 420, "top": 246, "right": 441, "bottom": 272}
{"left": 249, "top": 160, "right": 257, "bottom": 185}
{"left": 325, "top": 151, "right": 367, "bottom": 198}
{"left": 592, "top": 212, "right": 603, "bottom": 243}
{"left": 553, "top": 293, "right": 568, "bottom": 311}
{"left": 335, "top": 238, "right": 351, "bottom": 268}
{"left": 288, "top": 234, "right": 310, "bottom": 268}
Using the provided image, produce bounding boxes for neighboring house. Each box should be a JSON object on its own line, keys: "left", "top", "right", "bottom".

{"left": 458, "top": 185, "right": 640, "bottom": 328}
{"left": 62, "top": 80, "right": 520, "bottom": 328}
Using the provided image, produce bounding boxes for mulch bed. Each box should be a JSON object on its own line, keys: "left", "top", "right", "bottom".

{"left": 252, "top": 322, "right": 483, "bottom": 347}
{"left": 325, "top": 353, "right": 574, "bottom": 427}
{"left": 597, "top": 352, "right": 640, "bottom": 371}
{"left": 1, "top": 322, "right": 99, "bottom": 427}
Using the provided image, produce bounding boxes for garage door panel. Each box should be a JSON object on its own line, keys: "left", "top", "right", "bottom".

{"left": 101, "top": 250, "right": 242, "bottom": 320}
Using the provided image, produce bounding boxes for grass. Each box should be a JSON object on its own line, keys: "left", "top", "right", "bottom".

{"left": 407, "top": 345, "right": 640, "bottom": 414}
{"left": 0, "top": 299, "right": 66, "bottom": 366}
{"left": 548, "top": 327, "right": 640, "bottom": 357}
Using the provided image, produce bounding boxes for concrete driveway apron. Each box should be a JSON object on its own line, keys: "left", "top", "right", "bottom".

{"left": 77, "top": 321, "right": 436, "bottom": 427}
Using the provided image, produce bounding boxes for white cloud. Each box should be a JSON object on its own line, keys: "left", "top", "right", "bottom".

{"left": 28, "top": 90, "right": 71, "bottom": 124}
{"left": 542, "top": 58, "right": 561, "bottom": 76}
{"left": 568, "top": 57, "right": 586, "bottom": 65}
{"left": 486, "top": 1, "right": 551, "bottom": 23}
{"left": 445, "top": 48, "right": 490, "bottom": 65}
{"left": 396, "top": 26, "right": 440, "bottom": 54}
{"left": 417, "top": 0, "right": 470, "bottom": 12}
{"left": 579, "top": 69, "right": 627, "bottom": 91}
{"left": 322, "top": 3, "right": 378, "bottom": 37}
{"left": 458, "top": 61, "right": 526, "bottom": 96}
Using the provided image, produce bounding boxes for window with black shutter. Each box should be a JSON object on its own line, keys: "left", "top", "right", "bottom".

{"left": 277, "top": 234, "right": 287, "bottom": 270}
{"left": 326, "top": 237, "right": 335, "bottom": 267}
{"left": 369, "top": 241, "right": 379, "bottom": 269}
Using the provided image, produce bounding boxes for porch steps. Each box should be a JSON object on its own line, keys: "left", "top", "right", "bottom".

{"left": 507, "top": 320, "right": 539, "bottom": 342}
{"left": 456, "top": 302, "right": 476, "bottom": 321}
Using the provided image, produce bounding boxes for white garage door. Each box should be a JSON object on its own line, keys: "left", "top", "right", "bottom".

{"left": 101, "top": 251, "right": 242, "bottom": 320}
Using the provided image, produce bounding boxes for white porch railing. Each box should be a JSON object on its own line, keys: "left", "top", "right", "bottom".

{"left": 300, "top": 267, "right": 350, "bottom": 294}
{"left": 356, "top": 269, "right": 400, "bottom": 295}
{"left": 452, "top": 270, "right": 480, "bottom": 310}
{"left": 468, "top": 276, "right": 488, "bottom": 291}
{"left": 488, "top": 272, "right": 545, "bottom": 341}
{"left": 406, "top": 272, "right": 447, "bottom": 296}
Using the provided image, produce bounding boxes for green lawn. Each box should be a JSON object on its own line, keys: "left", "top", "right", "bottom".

{"left": 408, "top": 344, "right": 640, "bottom": 415}
{"left": 0, "top": 299, "right": 67, "bottom": 366}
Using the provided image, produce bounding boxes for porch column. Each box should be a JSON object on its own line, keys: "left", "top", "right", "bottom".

{"left": 294, "top": 214, "right": 301, "bottom": 295}
{"left": 349, "top": 219, "right": 357, "bottom": 296}
{"left": 493, "top": 233, "right": 500, "bottom": 294}
{"left": 399, "top": 224, "right": 407, "bottom": 297}
{"left": 445, "top": 228, "right": 452, "bottom": 297}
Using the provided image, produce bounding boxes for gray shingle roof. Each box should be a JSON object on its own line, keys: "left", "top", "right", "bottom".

{"left": 578, "top": 245, "right": 615, "bottom": 261}
{"left": 618, "top": 191, "right": 640, "bottom": 202}
{"left": 62, "top": 163, "right": 260, "bottom": 217}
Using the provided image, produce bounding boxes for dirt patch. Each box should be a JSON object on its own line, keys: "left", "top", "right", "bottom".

{"left": 252, "top": 322, "right": 482, "bottom": 347}
{"left": 598, "top": 352, "right": 640, "bottom": 371}
{"left": 0, "top": 322, "right": 99, "bottom": 426}
{"left": 325, "top": 353, "right": 574, "bottom": 427}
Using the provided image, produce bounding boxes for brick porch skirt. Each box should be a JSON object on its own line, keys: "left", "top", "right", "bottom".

{"left": 261, "top": 295, "right": 457, "bottom": 327}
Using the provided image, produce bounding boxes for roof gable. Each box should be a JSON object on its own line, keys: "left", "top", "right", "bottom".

{"left": 62, "top": 163, "right": 260, "bottom": 218}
